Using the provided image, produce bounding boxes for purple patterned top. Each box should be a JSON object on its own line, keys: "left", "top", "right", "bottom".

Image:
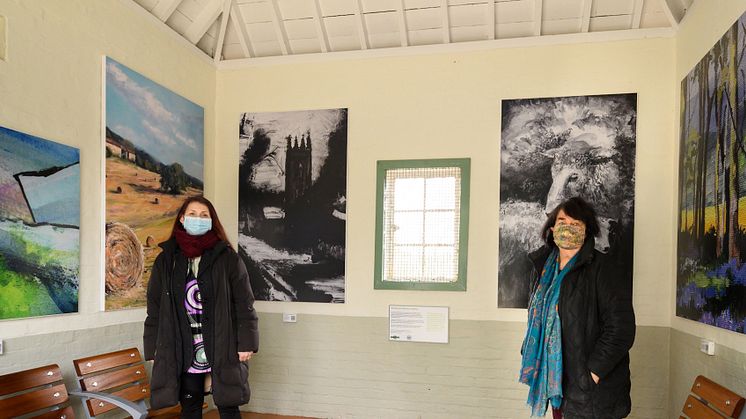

{"left": 185, "top": 257, "right": 210, "bottom": 373}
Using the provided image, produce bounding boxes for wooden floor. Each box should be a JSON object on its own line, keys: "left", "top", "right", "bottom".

{"left": 203, "top": 411, "right": 314, "bottom": 419}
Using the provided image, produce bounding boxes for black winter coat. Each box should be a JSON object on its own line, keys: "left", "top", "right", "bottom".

{"left": 143, "top": 238, "right": 259, "bottom": 409}
{"left": 528, "top": 238, "right": 636, "bottom": 419}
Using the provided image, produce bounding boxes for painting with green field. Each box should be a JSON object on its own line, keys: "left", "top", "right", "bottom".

{"left": 677, "top": 10, "right": 746, "bottom": 334}
{"left": 104, "top": 57, "right": 203, "bottom": 310}
{"left": 0, "top": 125, "right": 80, "bottom": 320}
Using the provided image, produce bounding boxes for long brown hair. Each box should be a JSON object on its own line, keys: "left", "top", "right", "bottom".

{"left": 170, "top": 196, "right": 232, "bottom": 249}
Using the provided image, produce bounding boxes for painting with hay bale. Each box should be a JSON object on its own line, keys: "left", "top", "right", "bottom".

{"left": 104, "top": 57, "right": 204, "bottom": 310}
{"left": 0, "top": 125, "right": 80, "bottom": 320}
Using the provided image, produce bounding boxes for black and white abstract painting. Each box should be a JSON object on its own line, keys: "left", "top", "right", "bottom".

{"left": 498, "top": 94, "right": 637, "bottom": 308}
{"left": 238, "top": 109, "right": 347, "bottom": 303}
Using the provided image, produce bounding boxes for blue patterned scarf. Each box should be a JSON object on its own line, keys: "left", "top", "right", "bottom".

{"left": 519, "top": 249, "right": 577, "bottom": 416}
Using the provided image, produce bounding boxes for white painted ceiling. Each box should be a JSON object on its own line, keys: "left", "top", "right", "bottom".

{"left": 131, "top": 0, "right": 694, "bottom": 65}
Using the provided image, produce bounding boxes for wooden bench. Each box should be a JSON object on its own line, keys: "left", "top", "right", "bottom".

{"left": 681, "top": 375, "right": 746, "bottom": 419}
{"left": 73, "top": 347, "right": 206, "bottom": 419}
{"left": 0, "top": 363, "right": 144, "bottom": 419}
{"left": 0, "top": 364, "right": 74, "bottom": 419}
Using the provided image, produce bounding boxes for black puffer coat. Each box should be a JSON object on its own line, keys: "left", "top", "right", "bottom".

{"left": 144, "top": 238, "right": 259, "bottom": 409}
{"left": 528, "top": 238, "right": 636, "bottom": 418}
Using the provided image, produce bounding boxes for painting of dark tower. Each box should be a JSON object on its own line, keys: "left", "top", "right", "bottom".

{"left": 238, "top": 109, "right": 347, "bottom": 303}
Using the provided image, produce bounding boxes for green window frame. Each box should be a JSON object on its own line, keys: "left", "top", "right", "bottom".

{"left": 374, "top": 158, "right": 470, "bottom": 291}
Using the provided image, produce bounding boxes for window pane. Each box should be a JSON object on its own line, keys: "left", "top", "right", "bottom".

{"left": 425, "top": 177, "right": 456, "bottom": 210}
{"left": 391, "top": 246, "right": 423, "bottom": 280}
{"left": 393, "top": 177, "right": 424, "bottom": 211}
{"left": 394, "top": 211, "right": 423, "bottom": 244}
{"left": 424, "top": 211, "right": 455, "bottom": 245}
{"left": 423, "top": 247, "right": 457, "bottom": 282}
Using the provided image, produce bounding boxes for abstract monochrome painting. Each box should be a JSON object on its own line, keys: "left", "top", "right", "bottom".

{"left": 105, "top": 57, "right": 204, "bottom": 310}
{"left": 498, "top": 94, "right": 636, "bottom": 308}
{"left": 0, "top": 125, "right": 80, "bottom": 320}
{"left": 677, "top": 10, "right": 746, "bottom": 334}
{"left": 238, "top": 109, "right": 347, "bottom": 303}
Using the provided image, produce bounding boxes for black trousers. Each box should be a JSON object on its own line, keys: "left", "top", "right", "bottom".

{"left": 179, "top": 372, "right": 241, "bottom": 419}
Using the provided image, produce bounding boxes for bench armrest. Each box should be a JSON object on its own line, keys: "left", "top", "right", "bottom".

{"left": 69, "top": 390, "right": 148, "bottom": 419}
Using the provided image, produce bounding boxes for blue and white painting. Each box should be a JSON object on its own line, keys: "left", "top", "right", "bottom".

{"left": 0, "top": 125, "right": 80, "bottom": 320}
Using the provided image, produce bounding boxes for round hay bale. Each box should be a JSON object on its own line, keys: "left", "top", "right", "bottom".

{"left": 145, "top": 235, "right": 156, "bottom": 248}
{"left": 153, "top": 197, "right": 159, "bottom": 205}
{"left": 105, "top": 222, "right": 144, "bottom": 294}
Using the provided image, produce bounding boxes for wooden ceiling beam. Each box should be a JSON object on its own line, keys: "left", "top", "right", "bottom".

{"left": 580, "top": 0, "right": 592, "bottom": 32}
{"left": 353, "top": 0, "right": 369, "bottom": 49}
{"left": 312, "top": 0, "right": 330, "bottom": 53}
{"left": 213, "top": 0, "right": 233, "bottom": 62}
{"left": 487, "top": 0, "right": 495, "bottom": 40}
{"left": 533, "top": 0, "right": 543, "bottom": 36}
{"left": 441, "top": 0, "right": 450, "bottom": 44}
{"left": 184, "top": 0, "right": 223, "bottom": 44}
{"left": 631, "top": 0, "right": 644, "bottom": 29}
{"left": 269, "top": 0, "right": 291, "bottom": 55}
{"left": 230, "top": 2, "right": 254, "bottom": 58}
{"left": 396, "top": 0, "right": 409, "bottom": 47}
{"left": 152, "top": 0, "right": 182, "bottom": 22}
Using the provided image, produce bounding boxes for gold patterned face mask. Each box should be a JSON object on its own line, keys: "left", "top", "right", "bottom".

{"left": 553, "top": 223, "right": 585, "bottom": 249}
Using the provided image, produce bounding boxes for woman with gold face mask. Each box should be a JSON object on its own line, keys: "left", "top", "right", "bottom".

{"left": 519, "top": 197, "right": 635, "bottom": 419}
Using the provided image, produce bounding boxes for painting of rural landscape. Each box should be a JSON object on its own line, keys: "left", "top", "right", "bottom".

{"left": 677, "top": 10, "right": 746, "bottom": 334}
{"left": 238, "top": 109, "right": 347, "bottom": 303}
{"left": 105, "top": 57, "right": 204, "bottom": 310}
{"left": 0, "top": 125, "right": 80, "bottom": 320}
{"left": 498, "top": 94, "right": 636, "bottom": 308}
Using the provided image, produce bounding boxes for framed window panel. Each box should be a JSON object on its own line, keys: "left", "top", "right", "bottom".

{"left": 374, "top": 158, "right": 470, "bottom": 291}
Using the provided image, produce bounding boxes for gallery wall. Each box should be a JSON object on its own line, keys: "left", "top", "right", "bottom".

{"left": 0, "top": 0, "right": 216, "bottom": 339}
{"left": 215, "top": 36, "right": 676, "bottom": 327}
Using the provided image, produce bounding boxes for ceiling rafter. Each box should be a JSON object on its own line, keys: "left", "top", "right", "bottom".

{"left": 184, "top": 0, "right": 223, "bottom": 44}
{"left": 152, "top": 0, "right": 182, "bottom": 22}
{"left": 396, "top": 0, "right": 409, "bottom": 47}
{"left": 632, "top": 0, "right": 644, "bottom": 29}
{"left": 441, "top": 0, "right": 450, "bottom": 44}
{"left": 661, "top": 0, "right": 680, "bottom": 29}
{"left": 487, "top": 0, "right": 495, "bottom": 40}
{"left": 533, "top": 0, "right": 543, "bottom": 36}
{"left": 580, "top": 0, "right": 592, "bottom": 32}
{"left": 213, "top": 0, "right": 233, "bottom": 62}
{"left": 353, "top": 0, "right": 369, "bottom": 49}
{"left": 230, "top": 2, "right": 254, "bottom": 58}
{"left": 311, "top": 0, "right": 330, "bottom": 53}
{"left": 269, "top": 0, "right": 291, "bottom": 55}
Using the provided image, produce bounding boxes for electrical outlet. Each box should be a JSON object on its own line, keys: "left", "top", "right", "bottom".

{"left": 700, "top": 339, "right": 715, "bottom": 356}
{"left": 282, "top": 313, "right": 297, "bottom": 323}
{"left": 0, "top": 339, "right": 4, "bottom": 355}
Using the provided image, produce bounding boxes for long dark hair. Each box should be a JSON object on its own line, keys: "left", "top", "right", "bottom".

{"left": 170, "top": 196, "right": 232, "bottom": 249}
{"left": 541, "top": 196, "right": 600, "bottom": 246}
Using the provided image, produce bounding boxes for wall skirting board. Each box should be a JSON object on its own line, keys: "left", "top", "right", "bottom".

{"left": 0, "top": 314, "right": 686, "bottom": 419}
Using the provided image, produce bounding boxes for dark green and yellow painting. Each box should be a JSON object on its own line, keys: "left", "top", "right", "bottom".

{"left": 0, "top": 125, "right": 80, "bottom": 320}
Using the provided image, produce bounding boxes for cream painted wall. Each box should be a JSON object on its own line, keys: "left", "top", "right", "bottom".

{"left": 672, "top": 0, "right": 746, "bottom": 353}
{"left": 216, "top": 37, "right": 676, "bottom": 326}
{"left": 0, "top": 0, "right": 215, "bottom": 339}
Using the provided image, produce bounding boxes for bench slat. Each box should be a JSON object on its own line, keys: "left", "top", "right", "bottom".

{"left": 682, "top": 395, "right": 727, "bottom": 419}
{"left": 0, "top": 365, "right": 63, "bottom": 397}
{"left": 692, "top": 375, "right": 746, "bottom": 417}
{"left": 0, "top": 383, "right": 69, "bottom": 417}
{"left": 34, "top": 405, "right": 75, "bottom": 419}
{"left": 85, "top": 383, "right": 149, "bottom": 416}
{"left": 74, "top": 348, "right": 142, "bottom": 376}
{"left": 80, "top": 364, "right": 147, "bottom": 391}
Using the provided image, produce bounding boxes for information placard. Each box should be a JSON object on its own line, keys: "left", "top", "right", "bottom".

{"left": 389, "top": 305, "right": 449, "bottom": 343}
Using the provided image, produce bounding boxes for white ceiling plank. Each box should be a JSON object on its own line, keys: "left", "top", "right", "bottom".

{"left": 269, "top": 0, "right": 291, "bottom": 55}
{"left": 353, "top": 0, "right": 369, "bottom": 49}
{"left": 312, "top": 0, "right": 331, "bottom": 52}
{"left": 185, "top": 0, "right": 223, "bottom": 44}
{"left": 580, "top": 0, "right": 591, "bottom": 32}
{"left": 441, "top": 0, "right": 450, "bottom": 43}
{"left": 533, "top": 0, "right": 542, "bottom": 36}
{"left": 231, "top": 3, "right": 254, "bottom": 58}
{"left": 396, "top": 0, "right": 409, "bottom": 46}
{"left": 152, "top": 0, "right": 183, "bottom": 21}
{"left": 660, "top": 0, "right": 679, "bottom": 29}
{"left": 214, "top": 0, "right": 234, "bottom": 62}
{"left": 488, "top": 0, "right": 495, "bottom": 40}
{"left": 631, "top": 0, "right": 643, "bottom": 28}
